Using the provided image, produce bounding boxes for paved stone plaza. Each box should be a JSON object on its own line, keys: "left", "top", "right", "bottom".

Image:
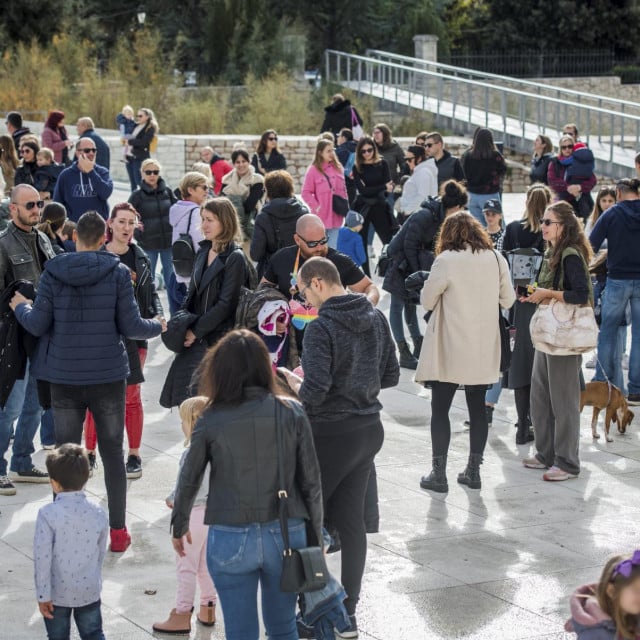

{"left": 2, "top": 189, "right": 638, "bottom": 639}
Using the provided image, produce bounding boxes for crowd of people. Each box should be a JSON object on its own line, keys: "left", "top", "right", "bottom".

{"left": 2, "top": 102, "right": 640, "bottom": 640}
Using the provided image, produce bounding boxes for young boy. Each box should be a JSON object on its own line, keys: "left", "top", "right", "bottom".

{"left": 34, "top": 444, "right": 108, "bottom": 639}
{"left": 337, "top": 210, "right": 366, "bottom": 267}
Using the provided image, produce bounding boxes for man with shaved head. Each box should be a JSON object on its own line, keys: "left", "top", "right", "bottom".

{"left": 76, "top": 116, "right": 110, "bottom": 170}
{"left": 262, "top": 213, "right": 379, "bottom": 350}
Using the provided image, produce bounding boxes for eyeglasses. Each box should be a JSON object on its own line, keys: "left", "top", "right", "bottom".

{"left": 541, "top": 218, "right": 561, "bottom": 226}
{"left": 268, "top": 136, "right": 278, "bottom": 141}
{"left": 299, "top": 278, "right": 322, "bottom": 301}
{"left": 361, "top": 147, "right": 374, "bottom": 155}
{"left": 78, "top": 148, "right": 97, "bottom": 154}
{"left": 144, "top": 170, "right": 160, "bottom": 175}
{"left": 560, "top": 145, "right": 574, "bottom": 150}
{"left": 298, "top": 234, "right": 329, "bottom": 248}
{"left": 14, "top": 200, "right": 44, "bottom": 210}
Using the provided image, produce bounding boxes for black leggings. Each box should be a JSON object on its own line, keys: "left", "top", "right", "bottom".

{"left": 312, "top": 416, "right": 384, "bottom": 615}
{"left": 359, "top": 200, "right": 396, "bottom": 277}
{"left": 430, "top": 382, "right": 488, "bottom": 457}
{"left": 514, "top": 385, "right": 531, "bottom": 428}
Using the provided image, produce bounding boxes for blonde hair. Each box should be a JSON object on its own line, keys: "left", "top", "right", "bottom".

{"left": 37, "top": 148, "right": 54, "bottom": 164}
{"left": 191, "top": 161, "right": 213, "bottom": 184}
{"left": 141, "top": 158, "right": 162, "bottom": 173}
{"left": 178, "top": 396, "right": 208, "bottom": 446}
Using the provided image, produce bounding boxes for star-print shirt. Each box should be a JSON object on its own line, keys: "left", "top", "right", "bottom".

{"left": 34, "top": 491, "right": 108, "bottom": 607}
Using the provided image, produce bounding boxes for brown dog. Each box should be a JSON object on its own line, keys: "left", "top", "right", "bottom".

{"left": 580, "top": 381, "right": 634, "bottom": 442}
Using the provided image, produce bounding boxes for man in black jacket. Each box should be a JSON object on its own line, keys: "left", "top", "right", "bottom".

{"left": 0, "top": 185, "right": 56, "bottom": 495}
{"left": 281, "top": 257, "right": 399, "bottom": 638}
{"left": 425, "top": 131, "right": 465, "bottom": 186}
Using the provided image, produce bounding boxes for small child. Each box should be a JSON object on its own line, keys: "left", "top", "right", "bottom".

{"left": 565, "top": 551, "right": 640, "bottom": 639}
{"left": 61, "top": 220, "right": 77, "bottom": 252}
{"left": 153, "top": 396, "right": 217, "bottom": 635}
{"left": 34, "top": 444, "right": 108, "bottom": 640}
{"left": 116, "top": 105, "right": 136, "bottom": 161}
{"left": 34, "top": 147, "right": 63, "bottom": 200}
{"left": 337, "top": 210, "right": 366, "bottom": 267}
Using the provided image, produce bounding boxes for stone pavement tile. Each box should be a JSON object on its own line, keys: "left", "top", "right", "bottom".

{"left": 356, "top": 582, "right": 558, "bottom": 640}
{"left": 0, "top": 540, "right": 38, "bottom": 592}
{"left": 475, "top": 566, "right": 602, "bottom": 625}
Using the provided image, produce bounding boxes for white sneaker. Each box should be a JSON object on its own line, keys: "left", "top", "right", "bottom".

{"left": 623, "top": 354, "right": 630, "bottom": 370}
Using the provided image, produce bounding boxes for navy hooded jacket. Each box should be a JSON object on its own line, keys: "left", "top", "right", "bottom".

{"left": 13, "top": 251, "right": 161, "bottom": 385}
{"left": 590, "top": 199, "right": 640, "bottom": 279}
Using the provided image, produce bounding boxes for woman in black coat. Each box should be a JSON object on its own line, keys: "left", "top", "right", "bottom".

{"left": 352, "top": 136, "right": 397, "bottom": 276}
{"left": 14, "top": 138, "right": 40, "bottom": 187}
{"left": 530, "top": 134, "right": 553, "bottom": 185}
{"left": 382, "top": 180, "right": 468, "bottom": 369}
{"left": 161, "top": 197, "right": 248, "bottom": 409}
{"left": 251, "top": 130, "right": 287, "bottom": 176}
{"left": 320, "top": 93, "right": 363, "bottom": 137}
{"left": 128, "top": 158, "right": 176, "bottom": 287}
{"left": 126, "top": 107, "right": 157, "bottom": 190}
{"left": 501, "top": 183, "right": 549, "bottom": 445}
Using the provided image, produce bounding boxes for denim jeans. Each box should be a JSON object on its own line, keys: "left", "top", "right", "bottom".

{"left": 326, "top": 227, "right": 340, "bottom": 250}
{"left": 594, "top": 326, "right": 626, "bottom": 391}
{"left": 596, "top": 278, "right": 640, "bottom": 394}
{"left": 40, "top": 408, "right": 56, "bottom": 447}
{"left": 50, "top": 381, "right": 127, "bottom": 529}
{"left": 43, "top": 599, "right": 104, "bottom": 640}
{"left": 485, "top": 377, "right": 503, "bottom": 405}
{"left": 389, "top": 294, "right": 421, "bottom": 344}
{"left": 468, "top": 191, "right": 500, "bottom": 227}
{"left": 145, "top": 248, "right": 174, "bottom": 286}
{"left": 207, "top": 518, "right": 306, "bottom": 640}
{"left": 0, "top": 361, "right": 43, "bottom": 475}
{"left": 126, "top": 158, "right": 142, "bottom": 191}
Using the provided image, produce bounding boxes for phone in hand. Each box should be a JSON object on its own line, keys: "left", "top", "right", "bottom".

{"left": 516, "top": 284, "right": 533, "bottom": 297}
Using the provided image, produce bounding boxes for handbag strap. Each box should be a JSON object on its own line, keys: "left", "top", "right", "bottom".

{"left": 274, "top": 399, "right": 292, "bottom": 554}
{"left": 322, "top": 171, "right": 334, "bottom": 194}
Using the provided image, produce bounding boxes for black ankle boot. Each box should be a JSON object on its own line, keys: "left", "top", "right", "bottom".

{"left": 457, "top": 453, "right": 483, "bottom": 489}
{"left": 412, "top": 335, "right": 423, "bottom": 359}
{"left": 398, "top": 341, "right": 418, "bottom": 370}
{"left": 420, "top": 455, "right": 448, "bottom": 492}
{"left": 515, "top": 423, "right": 535, "bottom": 445}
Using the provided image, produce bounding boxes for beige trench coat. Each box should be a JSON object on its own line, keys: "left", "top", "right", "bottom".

{"left": 415, "top": 247, "right": 516, "bottom": 386}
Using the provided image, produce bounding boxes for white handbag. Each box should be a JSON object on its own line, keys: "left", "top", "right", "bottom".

{"left": 529, "top": 299, "right": 598, "bottom": 356}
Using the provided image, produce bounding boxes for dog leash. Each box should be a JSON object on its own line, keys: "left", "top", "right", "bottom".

{"left": 594, "top": 354, "right": 613, "bottom": 408}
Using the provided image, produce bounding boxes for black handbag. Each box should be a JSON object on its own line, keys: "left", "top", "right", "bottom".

{"left": 323, "top": 173, "right": 349, "bottom": 217}
{"left": 275, "top": 401, "right": 328, "bottom": 593}
{"left": 161, "top": 309, "right": 198, "bottom": 354}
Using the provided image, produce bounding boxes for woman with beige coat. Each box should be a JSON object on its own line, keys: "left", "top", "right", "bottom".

{"left": 416, "top": 212, "right": 515, "bottom": 492}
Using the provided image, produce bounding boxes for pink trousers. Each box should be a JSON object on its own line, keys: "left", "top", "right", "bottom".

{"left": 175, "top": 505, "right": 217, "bottom": 613}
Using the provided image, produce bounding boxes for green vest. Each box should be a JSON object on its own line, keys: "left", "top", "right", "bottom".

{"left": 537, "top": 246, "right": 593, "bottom": 305}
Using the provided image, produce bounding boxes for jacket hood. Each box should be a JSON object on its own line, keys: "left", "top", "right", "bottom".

{"left": 170, "top": 200, "right": 200, "bottom": 226}
{"left": 44, "top": 250, "right": 120, "bottom": 287}
{"left": 324, "top": 99, "right": 351, "bottom": 114}
{"left": 614, "top": 200, "right": 640, "bottom": 231}
{"left": 319, "top": 293, "right": 377, "bottom": 333}
{"left": 564, "top": 583, "right": 615, "bottom": 633}
{"left": 140, "top": 177, "right": 168, "bottom": 194}
{"left": 262, "top": 197, "right": 308, "bottom": 220}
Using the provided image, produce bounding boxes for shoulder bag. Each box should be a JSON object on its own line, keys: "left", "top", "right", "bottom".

{"left": 171, "top": 206, "right": 199, "bottom": 278}
{"left": 529, "top": 251, "right": 597, "bottom": 355}
{"left": 275, "top": 399, "right": 328, "bottom": 593}
{"left": 350, "top": 107, "right": 364, "bottom": 140}
{"left": 323, "top": 173, "right": 349, "bottom": 217}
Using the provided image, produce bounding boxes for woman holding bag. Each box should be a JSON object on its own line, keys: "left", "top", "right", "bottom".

{"left": 301, "top": 139, "right": 348, "bottom": 249}
{"left": 522, "top": 201, "right": 593, "bottom": 481}
{"left": 170, "top": 329, "right": 323, "bottom": 640}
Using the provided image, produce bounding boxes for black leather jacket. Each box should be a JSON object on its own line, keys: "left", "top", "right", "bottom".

{"left": 171, "top": 389, "right": 323, "bottom": 545}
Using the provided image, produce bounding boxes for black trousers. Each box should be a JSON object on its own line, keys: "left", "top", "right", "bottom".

{"left": 359, "top": 200, "right": 397, "bottom": 277}
{"left": 312, "top": 414, "right": 384, "bottom": 615}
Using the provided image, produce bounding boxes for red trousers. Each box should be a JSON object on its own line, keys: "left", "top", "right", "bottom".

{"left": 84, "top": 348, "right": 147, "bottom": 451}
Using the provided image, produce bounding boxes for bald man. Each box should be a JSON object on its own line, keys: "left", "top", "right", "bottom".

{"left": 76, "top": 116, "right": 110, "bottom": 170}
{"left": 262, "top": 214, "right": 379, "bottom": 350}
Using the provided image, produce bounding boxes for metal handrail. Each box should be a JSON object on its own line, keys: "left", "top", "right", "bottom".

{"left": 364, "top": 49, "right": 640, "bottom": 112}
{"left": 324, "top": 49, "right": 640, "bottom": 169}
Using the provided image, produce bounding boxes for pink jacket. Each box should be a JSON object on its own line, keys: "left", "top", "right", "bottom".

{"left": 41, "top": 127, "right": 68, "bottom": 164}
{"left": 301, "top": 163, "right": 348, "bottom": 230}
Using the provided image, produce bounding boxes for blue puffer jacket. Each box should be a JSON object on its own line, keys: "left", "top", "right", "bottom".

{"left": 14, "top": 251, "right": 161, "bottom": 385}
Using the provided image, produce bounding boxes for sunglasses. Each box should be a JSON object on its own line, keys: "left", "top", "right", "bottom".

{"left": 144, "top": 170, "right": 160, "bottom": 175}
{"left": 541, "top": 218, "right": 561, "bottom": 226}
{"left": 78, "top": 148, "right": 97, "bottom": 153}
{"left": 136, "top": 113, "right": 145, "bottom": 118}
{"left": 268, "top": 136, "right": 278, "bottom": 141}
{"left": 15, "top": 200, "right": 45, "bottom": 210}
{"left": 361, "top": 147, "right": 374, "bottom": 154}
{"left": 425, "top": 142, "right": 436, "bottom": 148}
{"left": 20, "top": 147, "right": 34, "bottom": 153}
{"left": 298, "top": 234, "right": 329, "bottom": 248}
{"left": 405, "top": 156, "right": 415, "bottom": 162}
{"left": 560, "top": 145, "right": 574, "bottom": 150}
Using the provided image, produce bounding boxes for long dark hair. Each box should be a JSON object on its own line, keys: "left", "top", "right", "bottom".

{"left": 354, "top": 136, "right": 381, "bottom": 173}
{"left": 545, "top": 201, "right": 593, "bottom": 270}
{"left": 197, "top": 329, "right": 279, "bottom": 407}
{"left": 256, "top": 129, "right": 280, "bottom": 155}
{"left": 469, "top": 128, "right": 498, "bottom": 160}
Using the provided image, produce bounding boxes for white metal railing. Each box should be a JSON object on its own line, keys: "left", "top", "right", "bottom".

{"left": 365, "top": 49, "right": 640, "bottom": 116}
{"left": 324, "top": 50, "right": 640, "bottom": 172}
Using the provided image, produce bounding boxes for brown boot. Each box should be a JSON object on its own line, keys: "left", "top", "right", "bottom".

{"left": 152, "top": 608, "right": 192, "bottom": 635}
{"left": 197, "top": 601, "right": 216, "bottom": 626}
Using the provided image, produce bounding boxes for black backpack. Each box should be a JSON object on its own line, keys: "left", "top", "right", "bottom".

{"left": 171, "top": 207, "right": 199, "bottom": 278}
